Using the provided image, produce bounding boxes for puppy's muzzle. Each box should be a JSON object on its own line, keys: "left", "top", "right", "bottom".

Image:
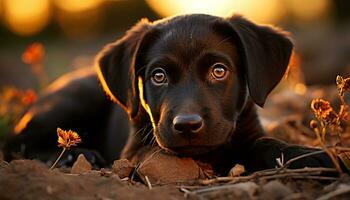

{"left": 172, "top": 114, "right": 204, "bottom": 135}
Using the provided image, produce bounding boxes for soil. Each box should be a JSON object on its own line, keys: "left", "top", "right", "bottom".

{"left": 0, "top": 159, "right": 182, "bottom": 200}
{"left": 1, "top": 87, "right": 350, "bottom": 200}
{"left": 1, "top": 159, "right": 350, "bottom": 200}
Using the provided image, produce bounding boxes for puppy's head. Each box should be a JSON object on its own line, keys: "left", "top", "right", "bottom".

{"left": 97, "top": 14, "right": 293, "bottom": 155}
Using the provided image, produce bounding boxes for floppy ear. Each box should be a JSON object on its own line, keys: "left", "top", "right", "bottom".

{"left": 96, "top": 19, "right": 151, "bottom": 118}
{"left": 225, "top": 15, "right": 293, "bottom": 107}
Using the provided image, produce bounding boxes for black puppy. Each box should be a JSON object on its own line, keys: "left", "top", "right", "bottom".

{"left": 4, "top": 14, "right": 334, "bottom": 174}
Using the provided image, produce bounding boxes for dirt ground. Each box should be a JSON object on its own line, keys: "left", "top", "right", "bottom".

{"left": 1, "top": 87, "right": 350, "bottom": 200}
{"left": 0, "top": 159, "right": 182, "bottom": 200}
{"left": 1, "top": 158, "right": 350, "bottom": 200}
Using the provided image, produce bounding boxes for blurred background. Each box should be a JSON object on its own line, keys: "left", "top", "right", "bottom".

{"left": 0, "top": 0, "right": 349, "bottom": 139}
{"left": 0, "top": 0, "right": 349, "bottom": 88}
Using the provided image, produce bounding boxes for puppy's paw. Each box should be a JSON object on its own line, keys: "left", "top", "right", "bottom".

{"left": 248, "top": 137, "right": 338, "bottom": 172}
{"left": 282, "top": 146, "right": 334, "bottom": 169}
{"left": 56, "top": 148, "right": 106, "bottom": 168}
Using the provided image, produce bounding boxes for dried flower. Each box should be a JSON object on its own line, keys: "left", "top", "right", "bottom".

{"left": 309, "top": 120, "right": 318, "bottom": 129}
{"left": 2, "top": 87, "right": 21, "bottom": 101}
{"left": 228, "top": 164, "right": 245, "bottom": 177}
{"left": 22, "top": 42, "right": 49, "bottom": 89}
{"left": 336, "top": 75, "right": 350, "bottom": 97}
{"left": 21, "top": 89, "right": 37, "bottom": 105}
{"left": 310, "top": 99, "right": 338, "bottom": 125}
{"left": 309, "top": 75, "right": 350, "bottom": 173}
{"left": 57, "top": 128, "right": 81, "bottom": 149}
{"left": 325, "top": 111, "right": 338, "bottom": 124}
{"left": 50, "top": 128, "right": 82, "bottom": 170}
{"left": 339, "top": 105, "right": 349, "bottom": 121}
{"left": 22, "top": 43, "right": 45, "bottom": 65}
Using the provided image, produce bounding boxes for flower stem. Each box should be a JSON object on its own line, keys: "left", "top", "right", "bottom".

{"left": 50, "top": 148, "right": 66, "bottom": 170}
{"left": 314, "top": 127, "right": 342, "bottom": 174}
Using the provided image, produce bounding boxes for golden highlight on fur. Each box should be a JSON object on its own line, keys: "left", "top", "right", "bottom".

{"left": 138, "top": 76, "right": 156, "bottom": 129}
{"left": 95, "top": 62, "right": 129, "bottom": 113}
{"left": 14, "top": 112, "right": 33, "bottom": 134}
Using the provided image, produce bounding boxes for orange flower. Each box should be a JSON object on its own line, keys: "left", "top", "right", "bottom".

{"left": 21, "top": 89, "right": 37, "bottom": 105}
{"left": 309, "top": 120, "right": 318, "bottom": 129}
{"left": 2, "top": 87, "right": 21, "bottom": 102}
{"left": 336, "top": 75, "right": 350, "bottom": 96}
{"left": 311, "top": 99, "right": 332, "bottom": 118}
{"left": 57, "top": 128, "right": 81, "bottom": 149}
{"left": 22, "top": 43, "right": 45, "bottom": 65}
{"left": 339, "top": 105, "right": 349, "bottom": 121}
{"left": 311, "top": 98, "right": 338, "bottom": 125}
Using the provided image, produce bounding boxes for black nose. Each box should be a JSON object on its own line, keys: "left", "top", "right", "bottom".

{"left": 173, "top": 114, "right": 204, "bottom": 133}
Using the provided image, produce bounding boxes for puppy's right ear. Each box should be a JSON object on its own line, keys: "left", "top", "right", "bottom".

{"left": 96, "top": 19, "right": 151, "bottom": 118}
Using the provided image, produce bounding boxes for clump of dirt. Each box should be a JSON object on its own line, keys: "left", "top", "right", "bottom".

{"left": 71, "top": 154, "right": 92, "bottom": 174}
{"left": 136, "top": 150, "right": 207, "bottom": 184}
{"left": 112, "top": 158, "right": 134, "bottom": 179}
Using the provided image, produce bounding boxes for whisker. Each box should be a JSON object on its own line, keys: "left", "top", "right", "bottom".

{"left": 133, "top": 124, "right": 152, "bottom": 142}
{"left": 141, "top": 127, "right": 153, "bottom": 145}
{"left": 138, "top": 148, "right": 162, "bottom": 169}
{"left": 150, "top": 135, "right": 157, "bottom": 147}
{"left": 134, "top": 125, "right": 147, "bottom": 137}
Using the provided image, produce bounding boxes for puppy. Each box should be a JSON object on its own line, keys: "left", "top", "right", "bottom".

{"left": 4, "top": 14, "right": 334, "bottom": 174}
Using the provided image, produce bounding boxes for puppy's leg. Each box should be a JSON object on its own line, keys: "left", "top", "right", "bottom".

{"left": 3, "top": 68, "right": 129, "bottom": 166}
{"left": 244, "top": 137, "right": 336, "bottom": 172}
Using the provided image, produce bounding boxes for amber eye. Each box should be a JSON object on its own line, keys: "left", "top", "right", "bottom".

{"left": 151, "top": 68, "right": 167, "bottom": 85}
{"left": 211, "top": 63, "right": 228, "bottom": 80}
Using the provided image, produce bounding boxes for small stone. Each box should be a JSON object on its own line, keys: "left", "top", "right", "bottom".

{"left": 260, "top": 180, "right": 293, "bottom": 200}
{"left": 228, "top": 164, "right": 245, "bottom": 177}
{"left": 46, "top": 185, "right": 53, "bottom": 194}
{"left": 112, "top": 159, "right": 134, "bottom": 179}
{"left": 71, "top": 154, "right": 92, "bottom": 174}
{"left": 232, "top": 182, "right": 259, "bottom": 198}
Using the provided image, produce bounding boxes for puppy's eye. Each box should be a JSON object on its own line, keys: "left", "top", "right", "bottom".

{"left": 151, "top": 68, "right": 167, "bottom": 85}
{"left": 211, "top": 63, "right": 228, "bottom": 80}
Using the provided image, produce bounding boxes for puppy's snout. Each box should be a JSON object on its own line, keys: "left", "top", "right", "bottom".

{"left": 173, "top": 114, "right": 203, "bottom": 133}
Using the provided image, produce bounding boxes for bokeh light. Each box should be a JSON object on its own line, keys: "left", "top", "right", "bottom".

{"left": 287, "top": 0, "right": 331, "bottom": 22}
{"left": 54, "top": 0, "right": 104, "bottom": 39}
{"left": 54, "top": 0, "right": 103, "bottom": 13}
{"left": 145, "top": 0, "right": 285, "bottom": 23}
{"left": 3, "top": 0, "right": 51, "bottom": 36}
{"left": 0, "top": 1, "right": 2, "bottom": 20}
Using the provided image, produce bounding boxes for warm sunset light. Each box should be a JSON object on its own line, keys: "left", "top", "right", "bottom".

{"left": 145, "top": 0, "right": 285, "bottom": 23}
{"left": 53, "top": 0, "right": 104, "bottom": 38}
{"left": 146, "top": 0, "right": 332, "bottom": 24}
{"left": 288, "top": 0, "right": 331, "bottom": 21}
{"left": 0, "top": 2, "right": 2, "bottom": 20}
{"left": 3, "top": 0, "right": 50, "bottom": 36}
{"left": 54, "top": 0, "right": 103, "bottom": 13}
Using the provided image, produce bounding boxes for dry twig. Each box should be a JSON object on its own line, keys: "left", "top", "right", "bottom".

{"left": 277, "top": 150, "right": 326, "bottom": 171}
{"left": 179, "top": 167, "right": 338, "bottom": 187}
{"left": 145, "top": 176, "right": 153, "bottom": 190}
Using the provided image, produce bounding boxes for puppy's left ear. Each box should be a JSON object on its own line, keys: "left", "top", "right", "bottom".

{"left": 224, "top": 15, "right": 293, "bottom": 107}
{"left": 96, "top": 19, "right": 151, "bottom": 118}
